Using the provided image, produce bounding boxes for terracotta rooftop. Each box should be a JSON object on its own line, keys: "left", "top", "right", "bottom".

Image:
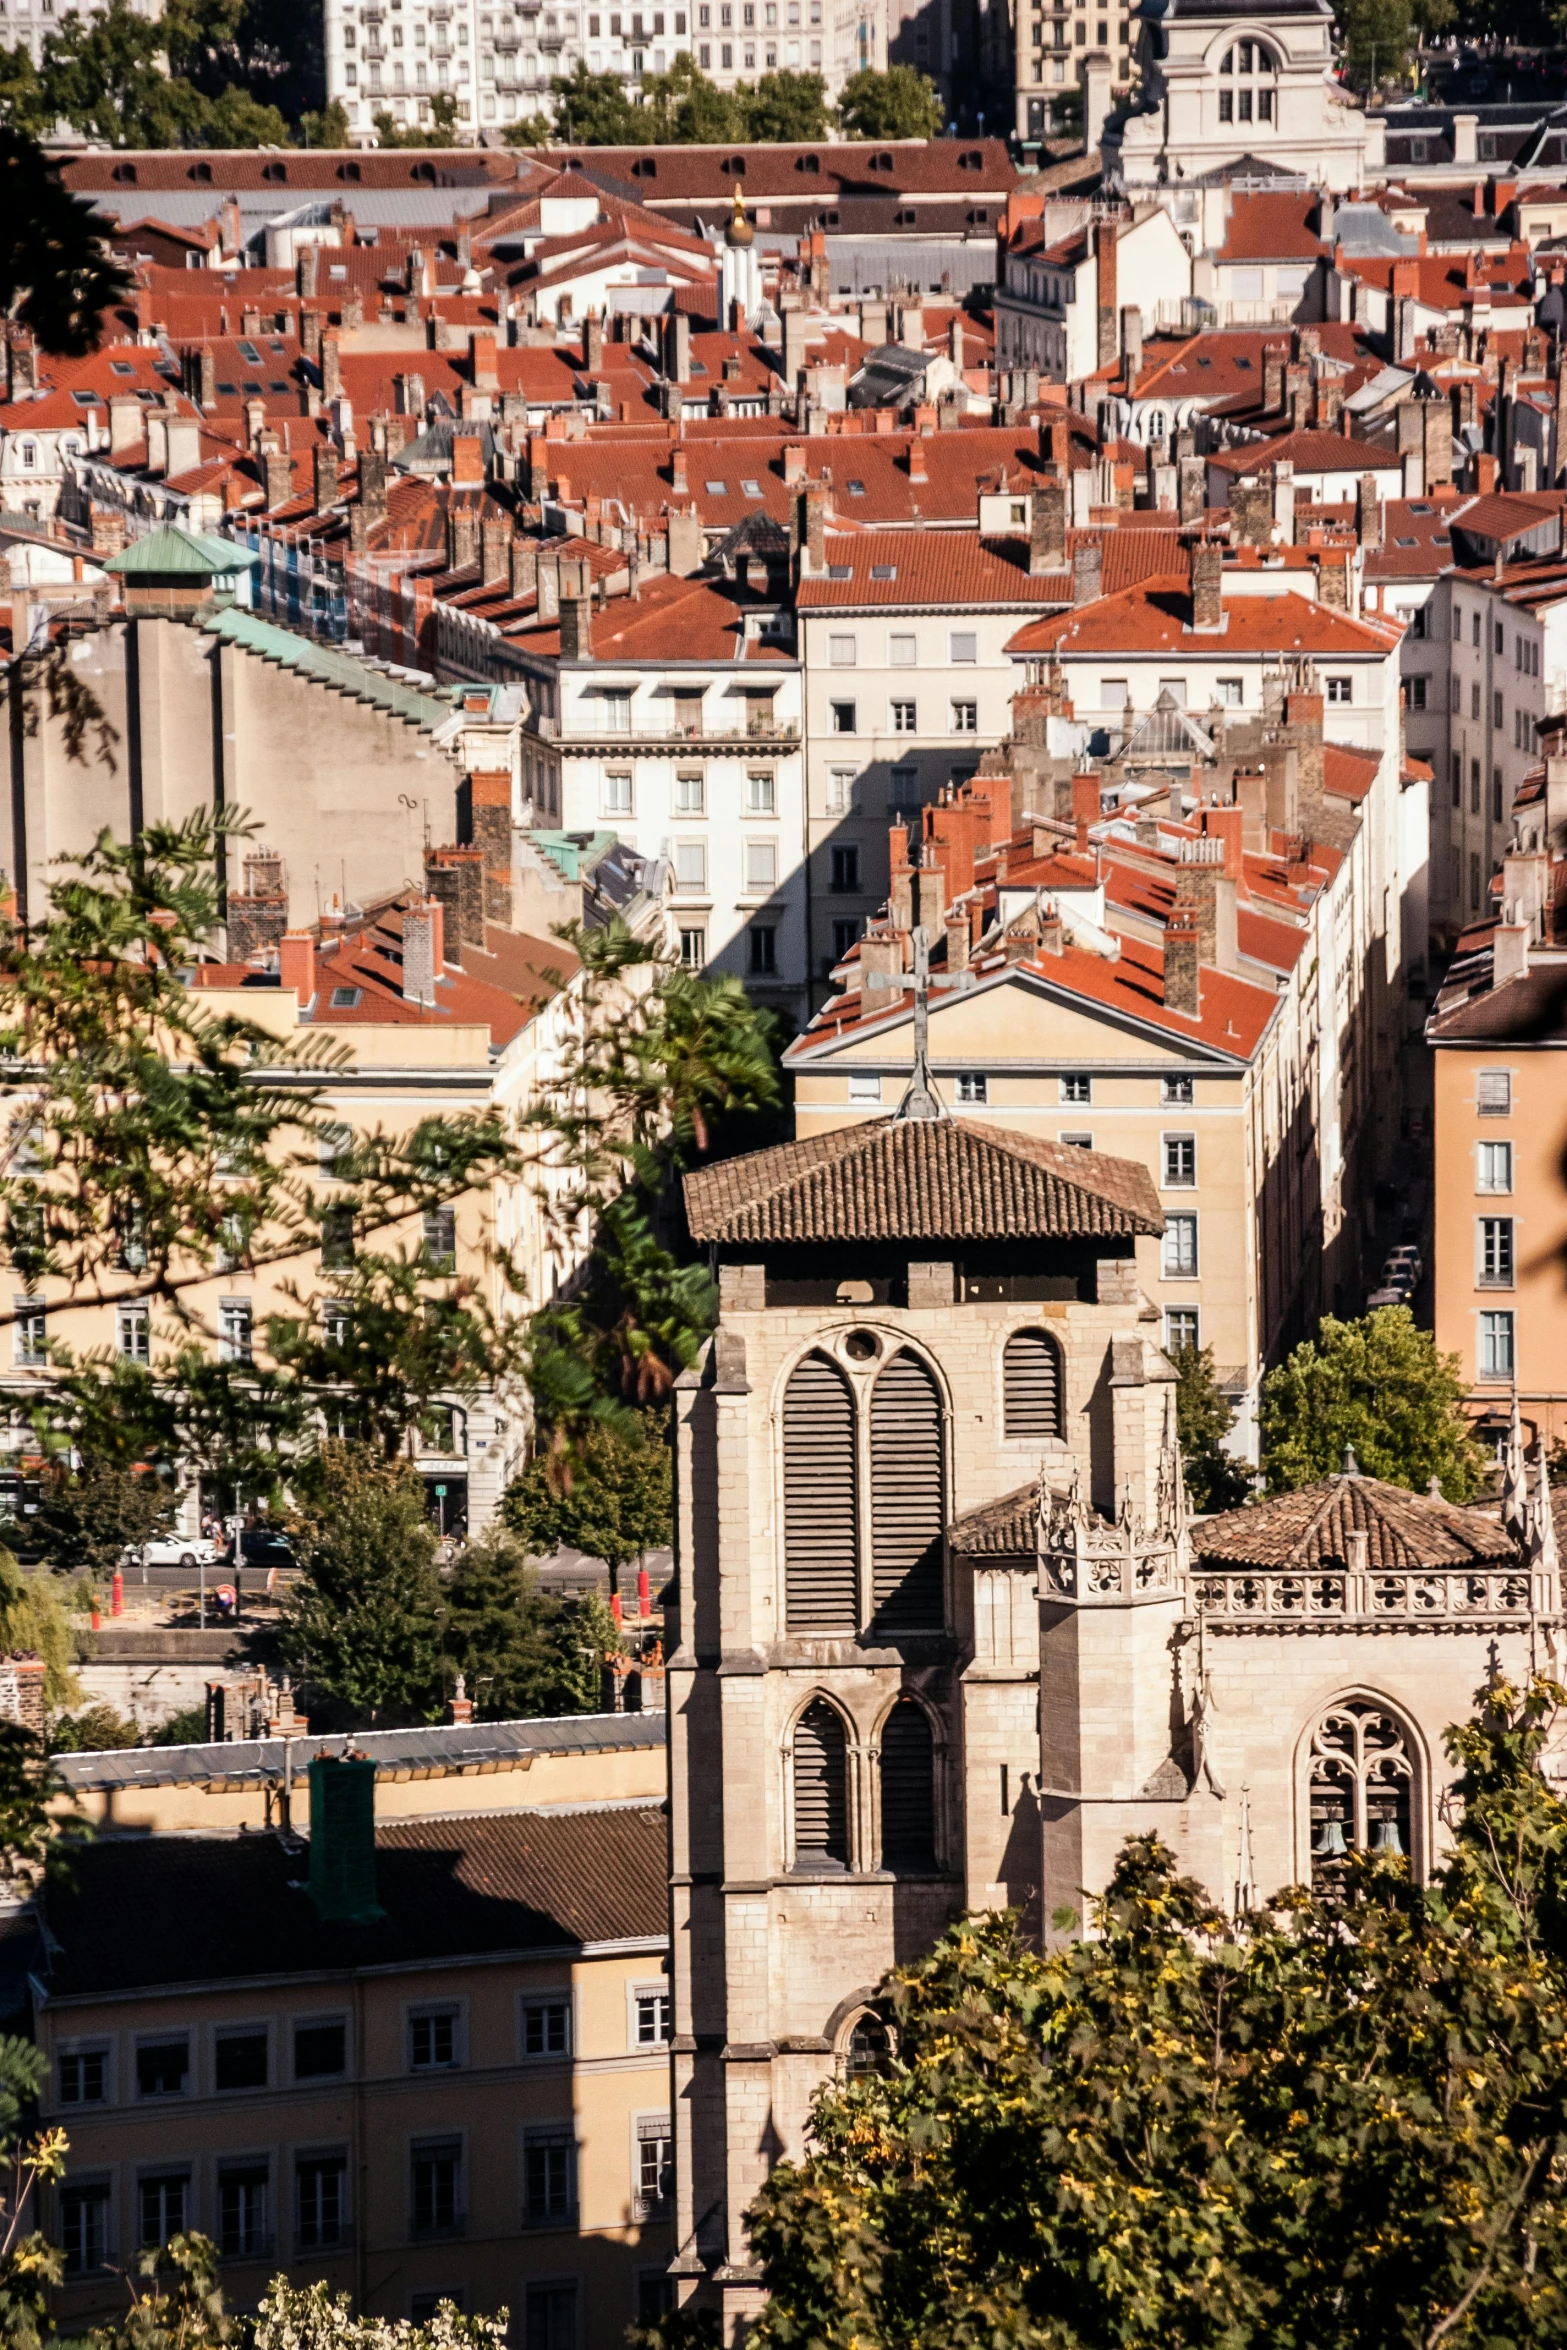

{"left": 683, "top": 1114, "right": 1163, "bottom": 1246}
{"left": 1195, "top": 1469, "right": 1513, "bottom": 1572}
{"left": 948, "top": 1478, "right": 1046, "bottom": 1557}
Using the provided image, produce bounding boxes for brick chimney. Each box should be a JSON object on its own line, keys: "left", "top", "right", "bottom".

{"left": 321, "top": 332, "right": 342, "bottom": 402}
{"left": 279, "top": 931, "right": 317, "bottom": 1006}
{"left": 1163, "top": 914, "right": 1200, "bottom": 1015}
{"left": 509, "top": 535, "right": 537, "bottom": 598}
{"left": 907, "top": 433, "right": 927, "bottom": 483}
{"left": 1356, "top": 472, "right": 1381, "bottom": 550}
{"left": 671, "top": 444, "right": 689, "bottom": 495}
{"left": 264, "top": 445, "right": 293, "bottom": 510}
{"left": 452, "top": 429, "right": 485, "bottom": 486}
{"left": 314, "top": 441, "right": 339, "bottom": 513}
{"left": 401, "top": 899, "right": 444, "bottom": 1008}
{"left": 1190, "top": 540, "right": 1222, "bottom": 630}
{"left": 468, "top": 767, "right": 514, "bottom": 924}
{"left": 445, "top": 502, "right": 478, "bottom": 571}
{"left": 559, "top": 592, "right": 593, "bottom": 659}
{"left": 1093, "top": 220, "right": 1119, "bottom": 371}
{"left": 481, "top": 515, "right": 510, "bottom": 582}
{"left": 783, "top": 442, "right": 806, "bottom": 485}
{"left": 801, "top": 482, "right": 827, "bottom": 574}
{"left": 1072, "top": 540, "right": 1102, "bottom": 606}
{"left": 1030, "top": 475, "right": 1066, "bottom": 574}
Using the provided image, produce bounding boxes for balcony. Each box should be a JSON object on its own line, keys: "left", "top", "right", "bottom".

{"left": 539, "top": 25, "right": 565, "bottom": 44}
{"left": 555, "top": 718, "right": 799, "bottom": 747}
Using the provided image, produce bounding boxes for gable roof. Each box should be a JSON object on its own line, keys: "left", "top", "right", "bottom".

{"left": 1196, "top": 1470, "right": 1513, "bottom": 1571}
{"left": 683, "top": 1115, "right": 1163, "bottom": 1246}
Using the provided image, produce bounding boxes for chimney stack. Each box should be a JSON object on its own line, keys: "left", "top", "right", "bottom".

{"left": 401, "top": 899, "right": 445, "bottom": 1009}
{"left": 1071, "top": 540, "right": 1102, "bottom": 607}
{"left": 1190, "top": 540, "right": 1223, "bottom": 630}
{"left": 1163, "top": 915, "right": 1201, "bottom": 1015}
{"left": 1029, "top": 475, "right": 1067, "bottom": 574}
{"left": 559, "top": 592, "right": 593, "bottom": 659}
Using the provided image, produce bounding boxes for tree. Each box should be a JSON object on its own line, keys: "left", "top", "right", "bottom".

{"left": 836, "top": 63, "right": 942, "bottom": 139}
{"left": 1259, "top": 1304, "right": 1486, "bottom": 1499}
{"left": 30, "top": 1456, "right": 171, "bottom": 1587}
{"left": 300, "top": 97, "right": 350, "bottom": 142}
{"left": 373, "top": 89, "right": 460, "bottom": 143}
{"left": 279, "top": 1445, "right": 444, "bottom": 1724}
{"left": 0, "top": 121, "right": 132, "bottom": 358}
{"left": 1169, "top": 1342, "right": 1251, "bottom": 1513}
{"left": 642, "top": 51, "right": 744, "bottom": 139}
{"left": 741, "top": 67, "right": 829, "bottom": 138}
{"left": 741, "top": 1676, "right": 1567, "bottom": 2350}
{"left": 501, "top": 109, "right": 555, "bottom": 145}
{"left": 441, "top": 1527, "right": 614, "bottom": 1718}
{"left": 49, "top": 1701, "right": 142, "bottom": 1754}
{"left": 549, "top": 60, "right": 648, "bottom": 142}
{"left": 1335, "top": 0, "right": 1419, "bottom": 89}
{"left": 503, "top": 1413, "right": 671, "bottom": 1582}
{"left": 0, "top": 1549, "right": 80, "bottom": 1711}
{"left": 0, "top": 2038, "right": 65, "bottom": 2350}
{"left": 36, "top": 0, "right": 209, "bottom": 144}
{"left": 254, "top": 2279, "right": 508, "bottom": 2350}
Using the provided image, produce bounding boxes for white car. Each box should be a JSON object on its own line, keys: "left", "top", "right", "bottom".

{"left": 125, "top": 1534, "right": 224, "bottom": 1571}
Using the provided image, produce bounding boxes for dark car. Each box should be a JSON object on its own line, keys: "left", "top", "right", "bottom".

{"left": 238, "top": 1526, "right": 297, "bottom": 1571}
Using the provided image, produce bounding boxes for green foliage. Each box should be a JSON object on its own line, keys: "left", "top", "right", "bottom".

{"left": 279, "top": 1445, "right": 444, "bottom": 1724}
{"left": 836, "top": 63, "right": 942, "bottom": 138}
{"left": 0, "top": 121, "right": 132, "bottom": 358}
{"left": 501, "top": 109, "right": 555, "bottom": 145}
{"left": 641, "top": 48, "right": 746, "bottom": 138}
{"left": 1334, "top": 0, "right": 1421, "bottom": 88}
{"left": 742, "top": 67, "right": 829, "bottom": 137}
{"left": 440, "top": 1528, "right": 613, "bottom": 1718}
{"left": 300, "top": 97, "right": 351, "bottom": 143}
{"left": 254, "top": 2278, "right": 509, "bottom": 2350}
{"left": 1259, "top": 1304, "right": 1486, "bottom": 1499}
{"left": 151, "top": 1703, "right": 212, "bottom": 1747}
{"left": 0, "top": 1551, "right": 80, "bottom": 1710}
{"left": 49, "top": 1701, "right": 141, "bottom": 1754}
{"left": 0, "top": 1724, "right": 70, "bottom": 1892}
{"left": 94, "top": 2233, "right": 236, "bottom": 2350}
{"left": 1169, "top": 1343, "right": 1251, "bottom": 1513}
{"left": 31, "top": 1457, "right": 171, "bottom": 1586}
{"left": 503, "top": 1411, "right": 671, "bottom": 1575}
{"left": 0, "top": 2037, "right": 64, "bottom": 2350}
{"left": 549, "top": 59, "right": 648, "bottom": 142}
{"left": 746, "top": 1679, "right": 1567, "bottom": 2350}
{"left": 548, "top": 53, "right": 828, "bottom": 143}
{"left": 373, "top": 89, "right": 459, "bottom": 143}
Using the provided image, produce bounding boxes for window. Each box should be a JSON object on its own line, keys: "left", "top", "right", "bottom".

{"left": 1478, "top": 1217, "right": 1514, "bottom": 1287}
{"left": 317, "top": 1118, "right": 352, "bottom": 1174}
{"left": 1495, "top": 621, "right": 1505, "bottom": 656}
{"left": 793, "top": 1699, "right": 850, "bottom": 1869}
{"left": 294, "top": 2019, "right": 346, "bottom": 2080}
{"left": 889, "top": 631, "right": 916, "bottom": 666}
{"left": 411, "top": 2139, "right": 464, "bottom": 2237}
{"left": 409, "top": 2009, "right": 459, "bottom": 2070}
{"left": 329, "top": 986, "right": 362, "bottom": 1009}
{"left": 678, "top": 926, "right": 707, "bottom": 970}
{"left": 635, "top": 2117, "right": 673, "bottom": 2219}
{"left": 522, "top": 1998, "right": 571, "bottom": 2058}
{"left": 524, "top": 2282, "right": 578, "bottom": 2350}
{"left": 116, "top": 1305, "right": 150, "bottom": 1364}
{"left": 891, "top": 698, "right": 917, "bottom": 732}
{"left": 784, "top": 1354, "right": 856, "bottom": 1631}
{"left": 1165, "top": 1307, "right": 1200, "bottom": 1353}
{"left": 1215, "top": 678, "right": 1243, "bottom": 707}
{"left": 949, "top": 631, "right": 977, "bottom": 664}
{"left": 890, "top": 763, "right": 919, "bottom": 806}
{"left": 1326, "top": 676, "right": 1352, "bottom": 704}
{"left": 1470, "top": 854, "right": 1481, "bottom": 909}
{"left": 1060, "top": 1073, "right": 1091, "bottom": 1104}
{"left": 674, "top": 769, "right": 705, "bottom": 815}
{"left": 828, "top": 633, "right": 857, "bottom": 666}
{"left": 634, "top": 1988, "right": 670, "bottom": 2045}
{"left": 1477, "top": 1141, "right": 1513, "bottom": 1193}
{"left": 1471, "top": 684, "right": 1481, "bottom": 723}
{"left": 745, "top": 770, "right": 776, "bottom": 815}
{"left": 140, "top": 2172, "right": 188, "bottom": 2249}
{"left": 870, "top": 1350, "right": 944, "bottom": 1633}
{"left": 1406, "top": 676, "right": 1427, "bottom": 710}
{"left": 219, "top": 1301, "right": 252, "bottom": 1363}
{"left": 848, "top": 1071, "right": 882, "bottom": 1105}
{"left": 955, "top": 1074, "right": 987, "bottom": 1104}
{"left": 950, "top": 701, "right": 978, "bottom": 733}
{"left": 59, "top": 2048, "right": 107, "bottom": 2105}
{"left": 1493, "top": 690, "right": 1504, "bottom": 730}
{"left": 1219, "top": 87, "right": 1232, "bottom": 119}
{"left": 673, "top": 841, "right": 707, "bottom": 894}
{"left": 879, "top": 1695, "right": 936, "bottom": 1871}
{"left": 1059, "top": 1132, "right": 1093, "bottom": 1149}
{"left": 1161, "top": 1074, "right": 1194, "bottom": 1105}
{"left": 1409, "top": 606, "right": 1429, "bottom": 639}
{"left": 748, "top": 924, "right": 777, "bottom": 975}
{"left": 1493, "top": 768, "right": 1504, "bottom": 822}
{"left": 602, "top": 770, "right": 632, "bottom": 815}
{"left": 296, "top": 2154, "right": 347, "bottom": 2249}
{"left": 745, "top": 841, "right": 777, "bottom": 895}
{"left": 1162, "top": 1134, "right": 1196, "bottom": 1187}
{"left": 1309, "top": 1701, "right": 1413, "bottom": 1885}
{"left": 218, "top": 2164, "right": 269, "bottom": 2260}
{"left": 13, "top": 1300, "right": 45, "bottom": 1370}
{"left": 1477, "top": 1070, "right": 1512, "bottom": 1116}
{"left": 831, "top": 918, "right": 862, "bottom": 964}
{"left": 136, "top": 2040, "right": 188, "bottom": 2099}
{"left": 61, "top": 2182, "right": 110, "bottom": 2275}
{"left": 1003, "top": 1328, "right": 1062, "bottom": 1441}
{"left": 1479, "top": 1309, "right": 1515, "bottom": 1380}
{"left": 1162, "top": 1212, "right": 1198, "bottom": 1277}
{"left": 826, "top": 766, "right": 857, "bottom": 816}
{"left": 214, "top": 2030, "right": 268, "bottom": 2093}
{"left": 523, "top": 2128, "right": 575, "bottom": 2225}
{"left": 830, "top": 700, "right": 857, "bottom": 734}
{"left": 830, "top": 846, "right": 860, "bottom": 893}
{"left": 596, "top": 688, "right": 632, "bottom": 732}
{"left": 1451, "top": 753, "right": 1461, "bottom": 807}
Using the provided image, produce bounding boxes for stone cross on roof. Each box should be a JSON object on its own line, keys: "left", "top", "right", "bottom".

{"left": 865, "top": 922, "right": 974, "bottom": 1123}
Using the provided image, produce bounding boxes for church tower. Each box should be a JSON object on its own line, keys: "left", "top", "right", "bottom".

{"left": 665, "top": 1111, "right": 1187, "bottom": 2335}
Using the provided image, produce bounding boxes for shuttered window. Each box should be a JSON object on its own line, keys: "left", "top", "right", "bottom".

{"left": 1003, "top": 1328, "right": 1063, "bottom": 1441}
{"left": 870, "top": 1350, "right": 945, "bottom": 1633}
{"left": 880, "top": 1697, "right": 936, "bottom": 1872}
{"left": 783, "top": 1353, "right": 858, "bottom": 1632}
{"left": 792, "top": 1701, "right": 849, "bottom": 1871}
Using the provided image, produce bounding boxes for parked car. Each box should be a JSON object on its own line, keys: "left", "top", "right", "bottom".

{"left": 237, "top": 1526, "right": 296, "bottom": 1572}
{"left": 1386, "top": 1244, "right": 1423, "bottom": 1285}
{"left": 126, "top": 1533, "right": 224, "bottom": 1571}
{"left": 1366, "top": 1287, "right": 1406, "bottom": 1310}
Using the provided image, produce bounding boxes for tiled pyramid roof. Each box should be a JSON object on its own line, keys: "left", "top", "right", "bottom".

{"left": 1196, "top": 1470, "right": 1512, "bottom": 1572}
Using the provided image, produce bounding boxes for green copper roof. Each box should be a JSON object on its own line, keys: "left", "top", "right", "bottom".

{"left": 529, "top": 830, "right": 618, "bottom": 882}
{"left": 104, "top": 524, "right": 258, "bottom": 578}
{"left": 197, "top": 603, "right": 459, "bottom": 733}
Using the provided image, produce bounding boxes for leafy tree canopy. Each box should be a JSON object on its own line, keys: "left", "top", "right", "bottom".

{"left": 279, "top": 1445, "right": 444, "bottom": 1725}
{"left": 837, "top": 62, "right": 942, "bottom": 138}
{"left": 1259, "top": 1304, "right": 1486, "bottom": 1499}
{"left": 739, "top": 1677, "right": 1567, "bottom": 2350}
{"left": 0, "top": 119, "right": 132, "bottom": 358}
{"left": 1169, "top": 1341, "right": 1251, "bottom": 1513}
{"left": 503, "top": 1411, "right": 671, "bottom": 1577}
{"left": 441, "top": 1528, "right": 619, "bottom": 1718}
{"left": 549, "top": 53, "right": 830, "bottom": 142}
{"left": 373, "top": 89, "right": 459, "bottom": 143}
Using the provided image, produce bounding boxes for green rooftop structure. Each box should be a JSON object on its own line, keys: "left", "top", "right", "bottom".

{"left": 105, "top": 523, "right": 259, "bottom": 614}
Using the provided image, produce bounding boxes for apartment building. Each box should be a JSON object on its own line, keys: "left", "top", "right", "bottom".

{"left": 995, "top": 210, "right": 1192, "bottom": 380}
{"left": 33, "top": 1784, "right": 673, "bottom": 2347}
{"left": 1427, "top": 738, "right": 1567, "bottom": 1449}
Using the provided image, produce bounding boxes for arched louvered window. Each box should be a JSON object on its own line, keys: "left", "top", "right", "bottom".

{"left": 1003, "top": 1328, "right": 1063, "bottom": 1441}
{"left": 879, "top": 1696, "right": 937, "bottom": 1873}
{"left": 783, "top": 1352, "right": 858, "bottom": 1633}
{"left": 870, "top": 1350, "right": 945, "bottom": 1634}
{"left": 792, "top": 1700, "right": 850, "bottom": 1872}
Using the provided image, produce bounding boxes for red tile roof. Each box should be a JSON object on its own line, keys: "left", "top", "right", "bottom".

{"left": 1217, "top": 191, "right": 1330, "bottom": 264}
{"left": 797, "top": 526, "right": 1177, "bottom": 611}
{"left": 1006, "top": 577, "right": 1402, "bottom": 658}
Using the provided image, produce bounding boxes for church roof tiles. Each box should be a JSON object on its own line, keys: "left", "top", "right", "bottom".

{"left": 1196, "top": 1470, "right": 1513, "bottom": 1572}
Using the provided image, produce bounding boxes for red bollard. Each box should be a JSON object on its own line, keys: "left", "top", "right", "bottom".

{"left": 610, "top": 1589, "right": 623, "bottom": 1626}
{"left": 90, "top": 1596, "right": 101, "bottom": 1631}
{"left": 111, "top": 1568, "right": 124, "bottom": 1619}
{"left": 637, "top": 1565, "right": 651, "bottom": 1618}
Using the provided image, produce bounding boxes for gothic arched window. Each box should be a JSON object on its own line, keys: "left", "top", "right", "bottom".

{"left": 783, "top": 1352, "right": 858, "bottom": 1634}
{"left": 879, "top": 1695, "right": 937, "bottom": 1873}
{"left": 1003, "top": 1328, "right": 1064, "bottom": 1442}
{"left": 845, "top": 2013, "right": 890, "bottom": 2076}
{"left": 792, "top": 1699, "right": 850, "bottom": 1873}
{"left": 1308, "top": 1701, "right": 1414, "bottom": 1886}
{"left": 870, "top": 1350, "right": 945, "bottom": 1633}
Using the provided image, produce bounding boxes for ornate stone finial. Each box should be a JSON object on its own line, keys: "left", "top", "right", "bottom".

{"left": 1341, "top": 1443, "right": 1361, "bottom": 1478}
{"left": 726, "top": 183, "right": 754, "bottom": 249}
{"left": 1234, "top": 1783, "right": 1256, "bottom": 1917}
{"left": 1502, "top": 1391, "right": 1530, "bottom": 1543}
